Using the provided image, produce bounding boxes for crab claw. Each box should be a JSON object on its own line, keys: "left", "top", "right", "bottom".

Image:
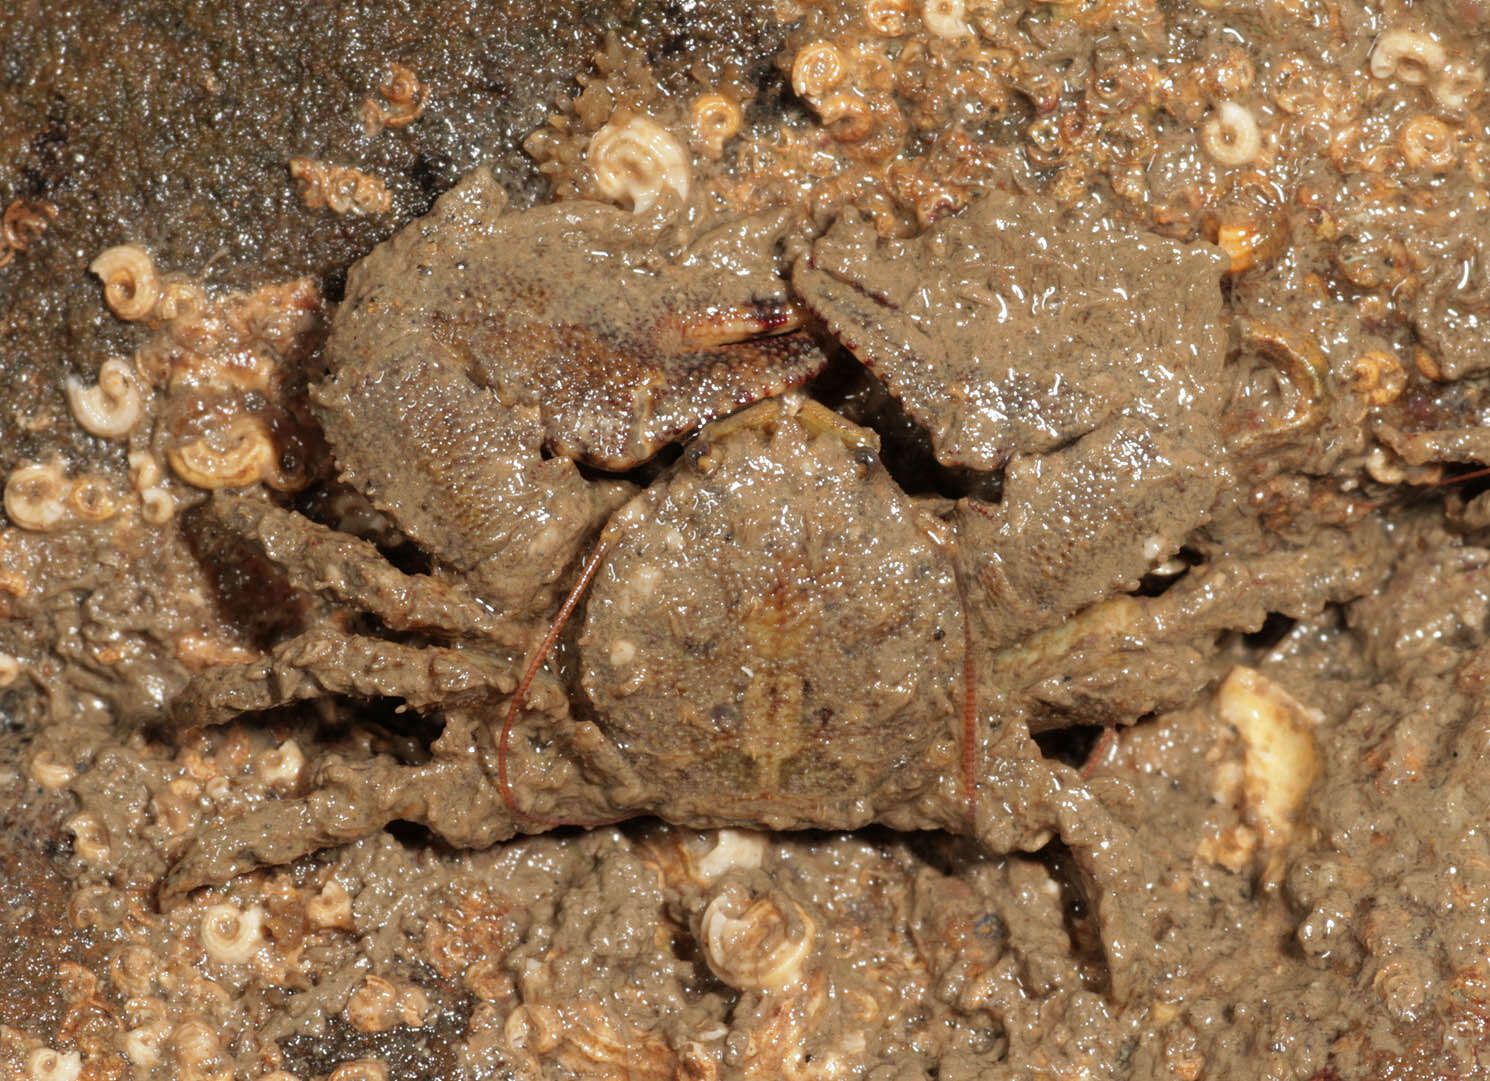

{"left": 330, "top": 169, "right": 829, "bottom": 474}
{"left": 546, "top": 204, "right": 828, "bottom": 469}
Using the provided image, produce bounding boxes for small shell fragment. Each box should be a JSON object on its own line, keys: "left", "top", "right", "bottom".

{"left": 1215, "top": 665, "right": 1321, "bottom": 846}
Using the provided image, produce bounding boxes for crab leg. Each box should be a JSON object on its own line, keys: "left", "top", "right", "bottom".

{"left": 203, "top": 494, "right": 530, "bottom": 646}
{"left": 160, "top": 757, "right": 520, "bottom": 900}
{"left": 967, "top": 709, "right": 1154, "bottom": 1003}
{"left": 172, "top": 626, "right": 519, "bottom": 728}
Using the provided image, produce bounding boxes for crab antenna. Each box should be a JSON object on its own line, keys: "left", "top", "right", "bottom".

{"left": 498, "top": 525, "right": 618, "bottom": 818}
{"left": 1427, "top": 465, "right": 1490, "bottom": 486}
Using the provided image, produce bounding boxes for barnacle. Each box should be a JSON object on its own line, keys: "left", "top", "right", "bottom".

{"left": 1269, "top": 55, "right": 1325, "bottom": 117}
{"left": 67, "top": 475, "right": 118, "bottom": 522}
{"left": 172, "top": 1018, "right": 232, "bottom": 1081}
{"left": 726, "top": 970, "right": 845, "bottom": 1079}
{"left": 148, "top": 785, "right": 199, "bottom": 840}
{"left": 791, "top": 41, "right": 846, "bottom": 101}
{"left": 588, "top": 113, "right": 691, "bottom": 213}
{"left": 1200, "top": 102, "right": 1262, "bottom": 166}
{"left": 1215, "top": 214, "right": 1282, "bottom": 275}
{"left": 1215, "top": 666, "right": 1321, "bottom": 848}
{"left": 65, "top": 357, "right": 144, "bottom": 439}
{"left": 200, "top": 903, "right": 266, "bottom": 964}
{"left": 307, "top": 880, "right": 355, "bottom": 930}
{"left": 65, "top": 811, "right": 112, "bottom": 865}
{"left": 506, "top": 1003, "right": 674, "bottom": 1081}
{"left": 699, "top": 875, "right": 815, "bottom": 991}
{"left": 1350, "top": 350, "right": 1406, "bottom": 406}
{"left": 362, "top": 62, "right": 429, "bottom": 134}
{"left": 816, "top": 92, "right": 907, "bottom": 163}
{"left": 1372, "top": 956, "right": 1432, "bottom": 1024}
{"left": 109, "top": 946, "right": 157, "bottom": 999}
{"left": 1370, "top": 28, "right": 1446, "bottom": 85}
{"left": 863, "top": 0, "right": 910, "bottom": 36}
{"left": 1398, "top": 113, "right": 1456, "bottom": 171}
{"left": 167, "top": 417, "right": 278, "bottom": 490}
{"left": 122, "top": 1018, "right": 171, "bottom": 1067}
{"left": 1432, "top": 61, "right": 1485, "bottom": 113}
{"left": 1204, "top": 45, "right": 1256, "bottom": 99}
{"left": 289, "top": 159, "right": 392, "bottom": 216}
{"left": 25, "top": 1049, "right": 81, "bottom": 1081}
{"left": 90, "top": 244, "right": 159, "bottom": 321}
{"left": 818, "top": 92, "right": 875, "bottom": 142}
{"left": 347, "top": 974, "right": 428, "bottom": 1032}
{"left": 921, "top": 0, "right": 970, "bottom": 39}
{"left": 67, "top": 884, "right": 121, "bottom": 931}
{"left": 4, "top": 460, "right": 71, "bottom": 531}
{"left": 689, "top": 93, "right": 743, "bottom": 159}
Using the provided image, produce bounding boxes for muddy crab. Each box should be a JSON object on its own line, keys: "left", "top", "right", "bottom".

{"left": 169, "top": 168, "right": 1228, "bottom": 992}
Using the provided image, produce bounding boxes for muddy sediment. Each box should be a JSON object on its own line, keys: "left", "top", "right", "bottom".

{"left": 2, "top": 2, "right": 1490, "bottom": 1080}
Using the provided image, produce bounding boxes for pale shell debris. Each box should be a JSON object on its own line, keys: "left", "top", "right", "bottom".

{"left": 25, "top": 1049, "right": 81, "bottom": 1081}
{"left": 65, "top": 811, "right": 112, "bottom": 865}
{"left": 1201, "top": 102, "right": 1262, "bottom": 166}
{"left": 1370, "top": 28, "right": 1446, "bottom": 85}
{"left": 65, "top": 357, "right": 144, "bottom": 439}
{"left": 4, "top": 460, "right": 72, "bottom": 531}
{"left": 258, "top": 738, "right": 306, "bottom": 791}
{"left": 328, "top": 1060, "right": 388, "bottom": 1081}
{"left": 167, "top": 416, "right": 277, "bottom": 489}
{"left": 1215, "top": 665, "right": 1321, "bottom": 847}
{"left": 90, "top": 244, "right": 158, "bottom": 321}
{"left": 26, "top": 747, "right": 72, "bottom": 789}
{"left": 691, "top": 829, "right": 768, "bottom": 882}
{"left": 140, "top": 487, "right": 177, "bottom": 524}
{"left": 700, "top": 878, "right": 815, "bottom": 991}
{"left": 922, "top": 0, "right": 971, "bottom": 38}
{"left": 200, "top": 903, "right": 266, "bottom": 964}
{"left": 588, "top": 114, "right": 691, "bottom": 213}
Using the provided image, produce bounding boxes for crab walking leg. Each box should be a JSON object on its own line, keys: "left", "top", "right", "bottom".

{"left": 161, "top": 758, "right": 520, "bottom": 900}
{"left": 203, "top": 494, "right": 531, "bottom": 646}
{"left": 968, "top": 709, "right": 1154, "bottom": 1003}
{"left": 172, "top": 626, "right": 520, "bottom": 728}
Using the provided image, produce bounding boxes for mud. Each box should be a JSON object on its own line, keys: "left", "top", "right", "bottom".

{"left": 3, "top": 1, "right": 1490, "bottom": 1080}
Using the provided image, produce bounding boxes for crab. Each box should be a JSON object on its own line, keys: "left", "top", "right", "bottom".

{"left": 167, "top": 169, "right": 1229, "bottom": 995}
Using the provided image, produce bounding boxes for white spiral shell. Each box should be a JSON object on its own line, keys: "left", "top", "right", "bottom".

{"left": 588, "top": 114, "right": 691, "bottom": 213}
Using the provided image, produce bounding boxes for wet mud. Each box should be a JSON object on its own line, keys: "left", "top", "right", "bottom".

{"left": 3, "top": 2, "right": 1490, "bottom": 1080}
